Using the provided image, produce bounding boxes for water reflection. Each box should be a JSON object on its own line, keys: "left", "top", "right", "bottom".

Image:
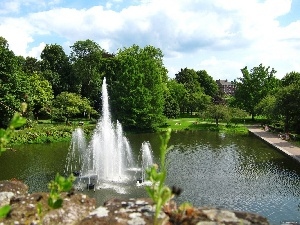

{"left": 164, "top": 131, "right": 300, "bottom": 225}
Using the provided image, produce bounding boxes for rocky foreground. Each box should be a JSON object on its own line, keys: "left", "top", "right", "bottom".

{"left": 0, "top": 180, "right": 270, "bottom": 225}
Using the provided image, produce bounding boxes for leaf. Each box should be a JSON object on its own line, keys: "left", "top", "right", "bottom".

{"left": 0, "top": 205, "right": 11, "bottom": 218}
{"left": 52, "top": 198, "right": 63, "bottom": 209}
{"left": 48, "top": 197, "right": 54, "bottom": 208}
{"left": 9, "top": 113, "right": 26, "bottom": 129}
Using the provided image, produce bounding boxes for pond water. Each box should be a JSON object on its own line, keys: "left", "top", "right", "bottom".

{"left": 0, "top": 130, "right": 299, "bottom": 225}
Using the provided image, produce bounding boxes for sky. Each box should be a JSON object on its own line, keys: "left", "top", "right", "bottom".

{"left": 0, "top": 0, "right": 300, "bottom": 81}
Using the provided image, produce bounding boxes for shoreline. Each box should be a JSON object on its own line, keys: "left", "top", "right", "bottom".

{"left": 248, "top": 126, "right": 300, "bottom": 163}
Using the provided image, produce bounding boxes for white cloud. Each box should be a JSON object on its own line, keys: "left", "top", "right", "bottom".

{"left": 27, "top": 42, "right": 46, "bottom": 59}
{"left": 0, "top": 17, "right": 36, "bottom": 55}
{"left": 0, "top": 1, "right": 21, "bottom": 14}
{"left": 0, "top": 0, "right": 298, "bottom": 79}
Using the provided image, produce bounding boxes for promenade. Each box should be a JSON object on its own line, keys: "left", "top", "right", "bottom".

{"left": 248, "top": 126, "right": 300, "bottom": 163}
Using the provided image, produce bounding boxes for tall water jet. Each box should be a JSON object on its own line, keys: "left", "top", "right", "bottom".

{"left": 64, "top": 128, "right": 87, "bottom": 176}
{"left": 140, "top": 141, "right": 154, "bottom": 182}
{"left": 82, "top": 77, "right": 134, "bottom": 183}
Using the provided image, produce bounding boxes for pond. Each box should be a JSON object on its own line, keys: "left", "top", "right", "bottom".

{"left": 0, "top": 130, "right": 299, "bottom": 225}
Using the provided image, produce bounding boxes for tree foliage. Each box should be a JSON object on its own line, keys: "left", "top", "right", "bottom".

{"left": 41, "top": 44, "right": 72, "bottom": 95}
{"left": 2, "top": 35, "right": 300, "bottom": 133}
{"left": 196, "top": 70, "right": 219, "bottom": 97}
{"left": 106, "top": 45, "right": 167, "bottom": 131}
{"left": 273, "top": 83, "right": 300, "bottom": 132}
{"left": 70, "top": 39, "right": 106, "bottom": 108}
{"left": 175, "top": 68, "right": 211, "bottom": 114}
{"left": 52, "top": 92, "right": 95, "bottom": 123}
{"left": 233, "top": 64, "right": 279, "bottom": 120}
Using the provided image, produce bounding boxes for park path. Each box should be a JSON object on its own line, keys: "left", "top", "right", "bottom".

{"left": 248, "top": 126, "right": 300, "bottom": 163}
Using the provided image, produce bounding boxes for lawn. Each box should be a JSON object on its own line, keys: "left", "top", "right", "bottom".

{"left": 158, "top": 118, "right": 249, "bottom": 134}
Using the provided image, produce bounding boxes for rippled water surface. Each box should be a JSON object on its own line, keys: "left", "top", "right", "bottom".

{"left": 0, "top": 130, "right": 299, "bottom": 225}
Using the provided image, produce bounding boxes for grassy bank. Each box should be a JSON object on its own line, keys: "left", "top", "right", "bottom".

{"left": 10, "top": 122, "right": 96, "bottom": 146}
{"left": 8, "top": 117, "right": 267, "bottom": 145}
{"left": 158, "top": 118, "right": 249, "bottom": 134}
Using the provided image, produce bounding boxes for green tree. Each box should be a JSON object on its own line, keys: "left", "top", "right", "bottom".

{"left": 18, "top": 56, "right": 41, "bottom": 74}
{"left": 26, "top": 72, "right": 54, "bottom": 120}
{"left": 70, "top": 39, "right": 105, "bottom": 108}
{"left": 281, "top": 71, "right": 300, "bottom": 87}
{"left": 255, "top": 95, "right": 277, "bottom": 123}
{"left": 175, "top": 68, "right": 210, "bottom": 114}
{"left": 166, "top": 79, "right": 187, "bottom": 114}
{"left": 40, "top": 44, "right": 72, "bottom": 95}
{"left": 52, "top": 92, "right": 95, "bottom": 124}
{"left": 163, "top": 92, "right": 180, "bottom": 119}
{"left": 203, "top": 104, "right": 230, "bottom": 127}
{"left": 229, "top": 107, "right": 248, "bottom": 125}
{"left": 273, "top": 83, "right": 300, "bottom": 132}
{"left": 196, "top": 70, "right": 219, "bottom": 97}
{"left": 233, "top": 64, "right": 279, "bottom": 120}
{"left": 0, "top": 37, "right": 29, "bottom": 127}
{"left": 106, "top": 45, "right": 167, "bottom": 131}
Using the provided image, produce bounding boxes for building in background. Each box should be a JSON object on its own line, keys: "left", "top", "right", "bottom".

{"left": 216, "top": 79, "right": 235, "bottom": 95}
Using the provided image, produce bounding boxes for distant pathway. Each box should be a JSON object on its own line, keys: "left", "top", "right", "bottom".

{"left": 248, "top": 126, "right": 300, "bottom": 163}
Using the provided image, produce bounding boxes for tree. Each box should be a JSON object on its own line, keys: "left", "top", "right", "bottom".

{"left": 26, "top": 72, "right": 54, "bottom": 120}
{"left": 0, "top": 37, "right": 28, "bottom": 127}
{"left": 175, "top": 68, "right": 210, "bottom": 114}
{"left": 281, "top": 71, "right": 300, "bottom": 87}
{"left": 273, "top": 83, "right": 300, "bottom": 132}
{"left": 175, "top": 68, "right": 201, "bottom": 93}
{"left": 19, "top": 56, "right": 41, "bottom": 74}
{"left": 203, "top": 104, "right": 230, "bottom": 127}
{"left": 166, "top": 79, "right": 187, "bottom": 114}
{"left": 51, "top": 92, "right": 95, "bottom": 124}
{"left": 229, "top": 107, "right": 248, "bottom": 125}
{"left": 196, "top": 70, "right": 219, "bottom": 97}
{"left": 255, "top": 95, "right": 277, "bottom": 122}
{"left": 69, "top": 39, "right": 105, "bottom": 108}
{"left": 233, "top": 64, "right": 279, "bottom": 120}
{"left": 40, "top": 44, "right": 72, "bottom": 95}
{"left": 163, "top": 92, "right": 180, "bottom": 119}
{"left": 105, "top": 45, "right": 167, "bottom": 131}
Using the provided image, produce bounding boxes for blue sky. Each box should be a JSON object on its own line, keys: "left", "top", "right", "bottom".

{"left": 0, "top": 0, "right": 299, "bottom": 81}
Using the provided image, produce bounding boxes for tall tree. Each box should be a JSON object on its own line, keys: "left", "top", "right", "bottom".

{"left": 106, "top": 45, "right": 167, "bottom": 131}
{"left": 0, "top": 37, "right": 28, "bottom": 127}
{"left": 274, "top": 80, "right": 300, "bottom": 132}
{"left": 196, "top": 70, "right": 218, "bottom": 97}
{"left": 233, "top": 64, "right": 279, "bottom": 120}
{"left": 26, "top": 72, "right": 54, "bottom": 120}
{"left": 40, "top": 44, "right": 72, "bottom": 95}
{"left": 52, "top": 92, "right": 95, "bottom": 124}
{"left": 175, "top": 68, "right": 210, "bottom": 114}
{"left": 166, "top": 79, "right": 186, "bottom": 115}
{"left": 70, "top": 40, "right": 105, "bottom": 108}
{"left": 281, "top": 71, "right": 300, "bottom": 87}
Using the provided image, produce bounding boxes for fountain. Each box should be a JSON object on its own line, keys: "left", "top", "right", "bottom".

{"left": 65, "top": 77, "right": 141, "bottom": 191}
{"left": 138, "top": 141, "right": 154, "bottom": 184}
{"left": 64, "top": 127, "right": 87, "bottom": 176}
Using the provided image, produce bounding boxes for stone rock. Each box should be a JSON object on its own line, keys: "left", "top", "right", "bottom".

{"left": 0, "top": 181, "right": 96, "bottom": 225}
{"left": 0, "top": 180, "right": 270, "bottom": 225}
{"left": 167, "top": 206, "right": 270, "bottom": 225}
{"left": 0, "top": 179, "right": 28, "bottom": 207}
{"left": 0, "top": 179, "right": 28, "bottom": 195}
{"left": 78, "top": 198, "right": 168, "bottom": 225}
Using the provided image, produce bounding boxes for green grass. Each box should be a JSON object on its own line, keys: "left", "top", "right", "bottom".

{"left": 158, "top": 118, "right": 249, "bottom": 134}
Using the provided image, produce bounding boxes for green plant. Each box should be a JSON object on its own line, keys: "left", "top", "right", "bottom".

{"left": 0, "top": 205, "right": 11, "bottom": 219}
{"left": 47, "top": 173, "right": 75, "bottom": 209}
{"left": 0, "top": 112, "right": 26, "bottom": 155}
{"left": 0, "top": 104, "right": 27, "bottom": 219}
{"left": 145, "top": 128, "right": 174, "bottom": 224}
